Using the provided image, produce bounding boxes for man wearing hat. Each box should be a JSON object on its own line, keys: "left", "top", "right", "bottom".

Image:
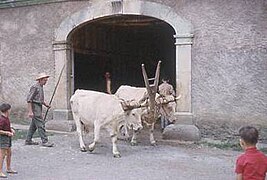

{"left": 25, "top": 73, "right": 54, "bottom": 147}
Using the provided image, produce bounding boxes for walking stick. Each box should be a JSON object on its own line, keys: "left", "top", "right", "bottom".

{"left": 44, "top": 64, "right": 66, "bottom": 122}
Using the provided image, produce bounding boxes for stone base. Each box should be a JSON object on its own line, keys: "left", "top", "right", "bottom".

{"left": 171, "top": 112, "right": 193, "bottom": 125}
{"left": 45, "top": 109, "right": 76, "bottom": 132}
{"left": 46, "top": 120, "right": 76, "bottom": 132}
{"left": 162, "top": 124, "right": 201, "bottom": 141}
{"left": 53, "top": 109, "right": 73, "bottom": 121}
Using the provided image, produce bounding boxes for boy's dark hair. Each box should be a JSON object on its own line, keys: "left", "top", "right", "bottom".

{"left": 0, "top": 103, "right": 11, "bottom": 113}
{"left": 239, "top": 126, "right": 259, "bottom": 145}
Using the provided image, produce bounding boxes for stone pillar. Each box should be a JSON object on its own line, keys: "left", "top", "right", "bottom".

{"left": 45, "top": 41, "right": 75, "bottom": 132}
{"left": 174, "top": 34, "right": 194, "bottom": 123}
{"left": 52, "top": 41, "right": 72, "bottom": 121}
{"left": 164, "top": 34, "right": 200, "bottom": 141}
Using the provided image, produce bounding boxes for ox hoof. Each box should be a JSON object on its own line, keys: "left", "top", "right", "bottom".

{"left": 130, "top": 141, "right": 138, "bottom": 146}
{"left": 151, "top": 141, "right": 156, "bottom": 146}
{"left": 113, "top": 154, "right": 121, "bottom": 158}
{"left": 88, "top": 144, "right": 95, "bottom": 152}
{"left": 80, "top": 147, "right": 87, "bottom": 152}
{"left": 118, "top": 136, "right": 130, "bottom": 142}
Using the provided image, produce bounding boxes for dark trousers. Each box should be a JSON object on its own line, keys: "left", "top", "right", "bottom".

{"left": 161, "top": 116, "right": 170, "bottom": 130}
{"left": 26, "top": 103, "right": 48, "bottom": 143}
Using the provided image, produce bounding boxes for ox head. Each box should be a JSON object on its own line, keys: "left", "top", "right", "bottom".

{"left": 140, "top": 109, "right": 159, "bottom": 127}
{"left": 156, "top": 95, "right": 178, "bottom": 120}
{"left": 120, "top": 100, "right": 143, "bottom": 131}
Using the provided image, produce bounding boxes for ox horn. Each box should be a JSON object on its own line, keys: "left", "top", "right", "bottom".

{"left": 120, "top": 99, "right": 143, "bottom": 111}
{"left": 175, "top": 94, "right": 182, "bottom": 101}
{"left": 155, "top": 94, "right": 182, "bottom": 106}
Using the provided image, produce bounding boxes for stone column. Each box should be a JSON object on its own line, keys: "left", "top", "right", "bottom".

{"left": 52, "top": 41, "right": 72, "bottom": 121}
{"left": 174, "top": 34, "right": 194, "bottom": 123}
{"left": 164, "top": 35, "right": 200, "bottom": 142}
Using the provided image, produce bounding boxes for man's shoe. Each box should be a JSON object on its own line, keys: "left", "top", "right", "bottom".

{"left": 42, "top": 142, "right": 54, "bottom": 147}
{"left": 25, "top": 140, "right": 39, "bottom": 145}
{"left": 6, "top": 169, "right": 18, "bottom": 174}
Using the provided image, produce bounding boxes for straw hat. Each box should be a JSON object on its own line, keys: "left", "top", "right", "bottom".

{"left": 36, "top": 73, "right": 50, "bottom": 81}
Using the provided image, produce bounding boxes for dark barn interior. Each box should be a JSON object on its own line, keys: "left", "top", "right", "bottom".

{"left": 69, "top": 15, "right": 175, "bottom": 93}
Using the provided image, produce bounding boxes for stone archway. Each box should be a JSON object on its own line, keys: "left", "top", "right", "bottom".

{"left": 52, "top": 0, "right": 193, "bottom": 121}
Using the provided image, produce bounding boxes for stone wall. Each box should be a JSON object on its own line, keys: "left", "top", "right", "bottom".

{"left": 0, "top": 0, "right": 266, "bottom": 134}
{"left": 0, "top": 0, "right": 73, "bottom": 9}
{"left": 180, "top": 0, "right": 267, "bottom": 129}
{"left": 0, "top": 1, "right": 89, "bottom": 118}
{"left": 173, "top": 0, "right": 267, "bottom": 135}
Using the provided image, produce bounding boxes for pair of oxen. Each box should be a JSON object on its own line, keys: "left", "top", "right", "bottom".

{"left": 70, "top": 85, "right": 177, "bottom": 158}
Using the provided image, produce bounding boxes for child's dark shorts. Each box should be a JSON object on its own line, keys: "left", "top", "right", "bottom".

{"left": 0, "top": 135, "right": 11, "bottom": 149}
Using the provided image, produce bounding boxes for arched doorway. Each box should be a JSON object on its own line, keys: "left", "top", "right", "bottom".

{"left": 69, "top": 15, "right": 175, "bottom": 93}
{"left": 53, "top": 1, "right": 193, "bottom": 121}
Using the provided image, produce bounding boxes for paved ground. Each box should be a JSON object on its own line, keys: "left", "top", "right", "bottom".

{"left": 5, "top": 124, "right": 241, "bottom": 180}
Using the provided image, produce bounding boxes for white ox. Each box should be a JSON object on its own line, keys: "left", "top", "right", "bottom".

{"left": 70, "top": 89, "right": 143, "bottom": 158}
{"left": 115, "top": 85, "right": 177, "bottom": 146}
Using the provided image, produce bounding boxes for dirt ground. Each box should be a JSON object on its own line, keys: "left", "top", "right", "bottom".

{"left": 5, "top": 124, "right": 241, "bottom": 180}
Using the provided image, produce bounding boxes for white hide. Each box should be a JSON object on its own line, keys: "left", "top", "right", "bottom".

{"left": 70, "top": 89, "right": 143, "bottom": 157}
{"left": 115, "top": 85, "right": 147, "bottom": 103}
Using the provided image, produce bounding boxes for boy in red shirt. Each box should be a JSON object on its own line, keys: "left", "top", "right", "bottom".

{"left": 235, "top": 126, "right": 267, "bottom": 180}
{"left": 0, "top": 103, "right": 17, "bottom": 178}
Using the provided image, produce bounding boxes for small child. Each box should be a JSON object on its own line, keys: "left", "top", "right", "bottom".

{"left": 235, "top": 126, "right": 267, "bottom": 180}
{"left": 0, "top": 103, "right": 17, "bottom": 178}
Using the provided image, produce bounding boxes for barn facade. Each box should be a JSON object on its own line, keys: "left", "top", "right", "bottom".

{"left": 0, "top": 0, "right": 266, "bottom": 135}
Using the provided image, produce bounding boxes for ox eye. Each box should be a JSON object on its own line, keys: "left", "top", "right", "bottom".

{"left": 132, "top": 113, "right": 135, "bottom": 116}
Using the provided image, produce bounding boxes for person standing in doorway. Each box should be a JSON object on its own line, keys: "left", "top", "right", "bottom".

{"left": 0, "top": 103, "right": 17, "bottom": 178}
{"left": 105, "top": 72, "right": 112, "bottom": 94}
{"left": 158, "top": 77, "right": 176, "bottom": 132}
{"left": 25, "top": 73, "right": 54, "bottom": 147}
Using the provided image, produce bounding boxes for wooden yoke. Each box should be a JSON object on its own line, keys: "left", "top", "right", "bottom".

{"left": 141, "top": 61, "right": 161, "bottom": 121}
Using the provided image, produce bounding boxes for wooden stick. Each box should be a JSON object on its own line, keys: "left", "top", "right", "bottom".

{"left": 44, "top": 64, "right": 65, "bottom": 121}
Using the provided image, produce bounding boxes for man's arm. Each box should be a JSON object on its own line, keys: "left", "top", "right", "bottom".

{"left": 28, "top": 102, "right": 34, "bottom": 118}
{"left": 27, "top": 85, "right": 37, "bottom": 118}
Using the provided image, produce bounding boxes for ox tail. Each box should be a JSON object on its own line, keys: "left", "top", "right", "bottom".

{"left": 70, "top": 95, "right": 78, "bottom": 113}
{"left": 70, "top": 95, "right": 90, "bottom": 134}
